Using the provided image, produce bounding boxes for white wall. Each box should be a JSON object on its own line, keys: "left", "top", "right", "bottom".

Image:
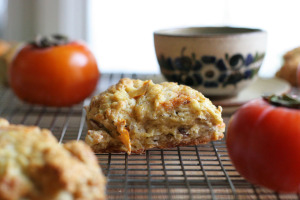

{"left": 0, "top": 0, "right": 7, "bottom": 38}
{"left": 3, "top": 0, "right": 37, "bottom": 41}
{"left": 2, "top": 0, "right": 300, "bottom": 77}
{"left": 88, "top": 0, "right": 229, "bottom": 74}
{"left": 2, "top": 0, "right": 87, "bottom": 42}
{"left": 88, "top": 0, "right": 300, "bottom": 77}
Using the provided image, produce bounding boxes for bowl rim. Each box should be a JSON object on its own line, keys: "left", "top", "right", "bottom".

{"left": 154, "top": 26, "right": 266, "bottom": 37}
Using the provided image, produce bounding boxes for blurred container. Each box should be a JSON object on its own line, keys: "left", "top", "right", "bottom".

{"left": 154, "top": 26, "right": 267, "bottom": 97}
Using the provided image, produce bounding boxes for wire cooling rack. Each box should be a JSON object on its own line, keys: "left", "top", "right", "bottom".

{"left": 0, "top": 73, "right": 299, "bottom": 200}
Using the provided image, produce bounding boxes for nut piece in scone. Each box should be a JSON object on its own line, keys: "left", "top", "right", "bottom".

{"left": 0, "top": 118, "right": 106, "bottom": 200}
{"left": 85, "top": 78, "right": 225, "bottom": 154}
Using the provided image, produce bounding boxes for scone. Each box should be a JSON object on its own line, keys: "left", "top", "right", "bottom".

{"left": 276, "top": 46, "right": 300, "bottom": 86}
{"left": 0, "top": 118, "right": 106, "bottom": 200}
{"left": 85, "top": 78, "right": 225, "bottom": 154}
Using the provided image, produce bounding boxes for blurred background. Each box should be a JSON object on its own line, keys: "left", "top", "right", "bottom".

{"left": 0, "top": 0, "right": 299, "bottom": 76}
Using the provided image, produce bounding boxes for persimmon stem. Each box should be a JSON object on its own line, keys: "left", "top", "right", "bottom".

{"left": 30, "top": 34, "right": 69, "bottom": 48}
{"left": 263, "top": 94, "right": 300, "bottom": 109}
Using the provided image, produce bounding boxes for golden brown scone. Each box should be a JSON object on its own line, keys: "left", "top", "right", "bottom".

{"left": 276, "top": 47, "right": 300, "bottom": 86}
{"left": 0, "top": 118, "right": 106, "bottom": 200}
{"left": 0, "top": 40, "right": 10, "bottom": 56}
{"left": 85, "top": 78, "right": 225, "bottom": 154}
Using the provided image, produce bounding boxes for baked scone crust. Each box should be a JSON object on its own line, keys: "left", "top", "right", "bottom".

{"left": 276, "top": 47, "right": 300, "bottom": 86}
{"left": 85, "top": 78, "right": 225, "bottom": 154}
{"left": 0, "top": 118, "right": 106, "bottom": 200}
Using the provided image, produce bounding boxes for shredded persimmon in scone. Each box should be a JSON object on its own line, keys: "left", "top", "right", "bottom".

{"left": 85, "top": 78, "right": 225, "bottom": 154}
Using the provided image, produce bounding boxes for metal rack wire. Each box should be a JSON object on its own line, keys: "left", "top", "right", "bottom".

{"left": 0, "top": 73, "right": 299, "bottom": 200}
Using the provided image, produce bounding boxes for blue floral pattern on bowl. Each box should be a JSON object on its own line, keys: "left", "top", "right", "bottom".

{"left": 158, "top": 47, "right": 265, "bottom": 88}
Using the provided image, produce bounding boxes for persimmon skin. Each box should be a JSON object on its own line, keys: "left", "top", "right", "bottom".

{"left": 9, "top": 41, "right": 100, "bottom": 107}
{"left": 227, "top": 98, "right": 300, "bottom": 193}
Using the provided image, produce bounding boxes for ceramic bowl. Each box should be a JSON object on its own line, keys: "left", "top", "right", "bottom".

{"left": 154, "top": 27, "right": 267, "bottom": 97}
